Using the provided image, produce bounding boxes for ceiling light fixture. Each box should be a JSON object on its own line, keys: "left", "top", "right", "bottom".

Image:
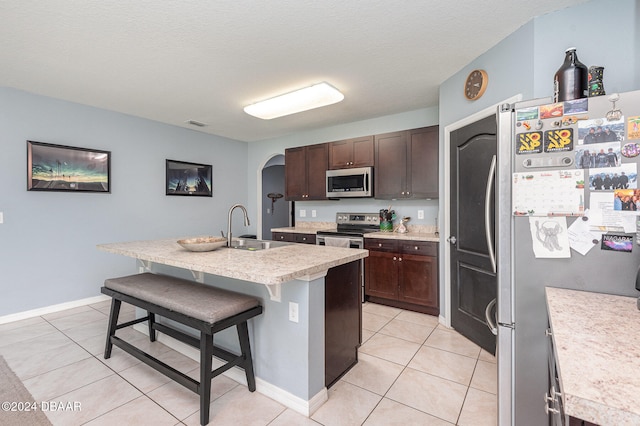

{"left": 243, "top": 82, "right": 344, "bottom": 120}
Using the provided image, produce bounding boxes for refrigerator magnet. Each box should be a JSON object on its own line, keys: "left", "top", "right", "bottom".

{"left": 516, "top": 132, "right": 543, "bottom": 154}
{"left": 544, "top": 128, "right": 574, "bottom": 152}
{"left": 601, "top": 234, "right": 633, "bottom": 252}
{"left": 627, "top": 116, "right": 640, "bottom": 140}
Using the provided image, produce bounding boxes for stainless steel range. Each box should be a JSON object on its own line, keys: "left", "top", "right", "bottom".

{"left": 316, "top": 212, "right": 380, "bottom": 248}
{"left": 317, "top": 213, "right": 380, "bottom": 302}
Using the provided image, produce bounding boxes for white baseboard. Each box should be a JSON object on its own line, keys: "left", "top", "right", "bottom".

{"left": 132, "top": 323, "right": 327, "bottom": 416}
{"left": 0, "top": 295, "right": 111, "bottom": 324}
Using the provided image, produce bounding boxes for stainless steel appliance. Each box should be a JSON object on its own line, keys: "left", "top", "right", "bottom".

{"left": 317, "top": 212, "right": 380, "bottom": 301}
{"left": 493, "top": 89, "right": 640, "bottom": 425}
{"left": 326, "top": 167, "right": 373, "bottom": 198}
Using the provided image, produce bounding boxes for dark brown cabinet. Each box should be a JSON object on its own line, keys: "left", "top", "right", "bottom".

{"left": 325, "top": 261, "right": 361, "bottom": 387}
{"left": 271, "top": 232, "right": 316, "bottom": 244}
{"left": 374, "top": 126, "right": 438, "bottom": 199}
{"left": 285, "top": 143, "right": 328, "bottom": 201}
{"left": 365, "top": 238, "right": 439, "bottom": 315}
{"left": 328, "top": 136, "right": 374, "bottom": 169}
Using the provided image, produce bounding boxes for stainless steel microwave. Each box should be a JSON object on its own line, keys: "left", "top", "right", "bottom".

{"left": 326, "top": 167, "right": 373, "bottom": 198}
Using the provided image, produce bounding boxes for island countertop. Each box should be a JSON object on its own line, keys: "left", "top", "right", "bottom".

{"left": 97, "top": 237, "right": 368, "bottom": 285}
{"left": 545, "top": 287, "right": 640, "bottom": 425}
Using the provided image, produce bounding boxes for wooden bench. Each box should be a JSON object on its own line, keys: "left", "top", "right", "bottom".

{"left": 100, "top": 272, "right": 263, "bottom": 425}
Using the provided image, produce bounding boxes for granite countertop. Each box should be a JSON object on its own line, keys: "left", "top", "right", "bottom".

{"left": 272, "top": 223, "right": 439, "bottom": 242}
{"left": 271, "top": 226, "right": 336, "bottom": 234}
{"left": 97, "top": 238, "right": 367, "bottom": 285}
{"left": 545, "top": 287, "right": 640, "bottom": 425}
{"left": 364, "top": 231, "right": 439, "bottom": 242}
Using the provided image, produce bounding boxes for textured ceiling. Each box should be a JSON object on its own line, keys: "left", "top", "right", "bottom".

{"left": 1, "top": 0, "right": 588, "bottom": 142}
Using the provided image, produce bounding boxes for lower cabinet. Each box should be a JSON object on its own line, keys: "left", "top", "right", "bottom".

{"left": 325, "top": 261, "right": 361, "bottom": 387}
{"left": 365, "top": 238, "right": 438, "bottom": 315}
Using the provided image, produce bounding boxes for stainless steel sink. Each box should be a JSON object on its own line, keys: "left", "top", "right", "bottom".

{"left": 229, "top": 238, "right": 291, "bottom": 251}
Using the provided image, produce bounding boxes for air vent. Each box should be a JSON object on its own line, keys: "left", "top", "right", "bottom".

{"left": 186, "top": 120, "right": 206, "bottom": 127}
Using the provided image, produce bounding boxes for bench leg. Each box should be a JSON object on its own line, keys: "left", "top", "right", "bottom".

{"left": 200, "top": 331, "right": 214, "bottom": 426}
{"left": 104, "top": 298, "right": 121, "bottom": 359}
{"left": 237, "top": 321, "right": 256, "bottom": 392}
{"left": 148, "top": 312, "right": 156, "bottom": 342}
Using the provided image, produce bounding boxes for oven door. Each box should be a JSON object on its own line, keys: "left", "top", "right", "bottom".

{"left": 316, "top": 235, "right": 364, "bottom": 249}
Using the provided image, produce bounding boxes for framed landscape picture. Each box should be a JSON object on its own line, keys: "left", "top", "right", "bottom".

{"left": 27, "top": 141, "right": 111, "bottom": 193}
{"left": 166, "top": 159, "right": 212, "bottom": 197}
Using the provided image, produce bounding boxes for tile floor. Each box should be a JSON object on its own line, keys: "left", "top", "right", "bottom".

{"left": 0, "top": 301, "right": 496, "bottom": 425}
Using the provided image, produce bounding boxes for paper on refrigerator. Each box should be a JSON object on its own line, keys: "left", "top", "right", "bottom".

{"left": 566, "top": 210, "right": 601, "bottom": 255}
{"left": 529, "top": 217, "right": 571, "bottom": 258}
{"left": 588, "top": 192, "right": 637, "bottom": 232}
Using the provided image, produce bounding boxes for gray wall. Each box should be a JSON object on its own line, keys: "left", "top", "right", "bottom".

{"left": 0, "top": 87, "right": 248, "bottom": 316}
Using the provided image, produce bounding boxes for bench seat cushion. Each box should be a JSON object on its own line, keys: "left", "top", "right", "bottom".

{"left": 104, "top": 273, "right": 260, "bottom": 324}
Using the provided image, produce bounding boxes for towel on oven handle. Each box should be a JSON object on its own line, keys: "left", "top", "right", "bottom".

{"left": 323, "top": 237, "right": 351, "bottom": 248}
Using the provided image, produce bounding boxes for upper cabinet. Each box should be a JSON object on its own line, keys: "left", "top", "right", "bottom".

{"left": 328, "top": 136, "right": 374, "bottom": 169}
{"left": 285, "top": 143, "right": 328, "bottom": 201}
{"left": 374, "top": 126, "right": 438, "bottom": 199}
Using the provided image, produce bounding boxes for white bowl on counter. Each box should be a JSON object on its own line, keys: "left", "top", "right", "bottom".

{"left": 177, "top": 236, "right": 226, "bottom": 252}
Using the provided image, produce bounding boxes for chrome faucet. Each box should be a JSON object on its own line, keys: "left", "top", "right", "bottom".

{"left": 227, "top": 204, "right": 250, "bottom": 247}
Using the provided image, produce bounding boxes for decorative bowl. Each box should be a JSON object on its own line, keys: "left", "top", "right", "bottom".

{"left": 177, "top": 236, "right": 226, "bottom": 252}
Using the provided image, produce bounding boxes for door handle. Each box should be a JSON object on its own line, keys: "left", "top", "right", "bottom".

{"left": 447, "top": 236, "right": 457, "bottom": 245}
{"left": 485, "top": 298, "right": 497, "bottom": 335}
{"left": 485, "top": 155, "right": 497, "bottom": 274}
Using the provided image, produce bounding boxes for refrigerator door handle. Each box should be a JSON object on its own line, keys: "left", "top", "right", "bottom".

{"left": 485, "top": 298, "right": 498, "bottom": 335}
{"left": 485, "top": 155, "right": 497, "bottom": 274}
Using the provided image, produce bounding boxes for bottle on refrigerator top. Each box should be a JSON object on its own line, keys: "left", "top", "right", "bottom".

{"left": 553, "top": 47, "right": 588, "bottom": 102}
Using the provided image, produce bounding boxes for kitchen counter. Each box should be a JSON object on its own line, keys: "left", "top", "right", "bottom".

{"left": 364, "top": 231, "right": 439, "bottom": 242}
{"left": 97, "top": 237, "right": 366, "bottom": 286}
{"left": 271, "top": 221, "right": 336, "bottom": 235}
{"left": 545, "top": 287, "right": 640, "bottom": 425}
{"left": 97, "top": 237, "right": 368, "bottom": 415}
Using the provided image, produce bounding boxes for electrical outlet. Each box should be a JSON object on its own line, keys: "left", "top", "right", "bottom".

{"left": 311, "top": 210, "right": 317, "bottom": 218}
{"left": 0, "top": 212, "right": 3, "bottom": 224}
{"left": 299, "top": 209, "right": 306, "bottom": 218}
{"left": 289, "top": 302, "right": 299, "bottom": 323}
{"left": 418, "top": 210, "right": 424, "bottom": 220}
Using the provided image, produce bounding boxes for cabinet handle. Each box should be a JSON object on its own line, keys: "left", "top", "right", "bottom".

{"left": 398, "top": 257, "right": 402, "bottom": 261}
{"left": 393, "top": 256, "right": 397, "bottom": 261}
{"left": 544, "top": 403, "right": 559, "bottom": 415}
{"left": 378, "top": 243, "right": 382, "bottom": 247}
{"left": 414, "top": 246, "right": 419, "bottom": 250}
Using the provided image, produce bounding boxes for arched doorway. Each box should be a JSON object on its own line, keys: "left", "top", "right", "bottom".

{"left": 258, "top": 154, "right": 291, "bottom": 239}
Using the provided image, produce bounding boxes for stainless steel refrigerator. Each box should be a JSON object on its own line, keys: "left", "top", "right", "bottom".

{"left": 494, "top": 89, "right": 640, "bottom": 425}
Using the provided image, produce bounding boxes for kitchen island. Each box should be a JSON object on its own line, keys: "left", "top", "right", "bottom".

{"left": 546, "top": 287, "right": 640, "bottom": 425}
{"left": 97, "top": 237, "right": 368, "bottom": 416}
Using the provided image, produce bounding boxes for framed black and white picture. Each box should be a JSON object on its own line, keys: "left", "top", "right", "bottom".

{"left": 165, "top": 159, "right": 212, "bottom": 197}
{"left": 27, "top": 141, "right": 111, "bottom": 193}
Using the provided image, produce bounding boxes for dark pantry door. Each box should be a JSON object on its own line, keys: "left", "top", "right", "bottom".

{"left": 449, "top": 115, "right": 497, "bottom": 354}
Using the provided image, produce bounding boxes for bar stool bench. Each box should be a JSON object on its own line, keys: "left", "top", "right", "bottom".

{"left": 100, "top": 272, "right": 262, "bottom": 426}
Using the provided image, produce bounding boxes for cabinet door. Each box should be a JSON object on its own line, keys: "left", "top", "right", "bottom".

{"left": 365, "top": 250, "right": 398, "bottom": 299}
{"left": 408, "top": 126, "right": 439, "bottom": 199}
{"left": 398, "top": 253, "right": 438, "bottom": 308}
{"left": 351, "top": 136, "right": 374, "bottom": 167}
{"left": 328, "top": 140, "right": 352, "bottom": 169}
{"left": 285, "top": 147, "right": 307, "bottom": 201}
{"left": 374, "top": 131, "right": 407, "bottom": 199}
{"left": 305, "top": 143, "right": 328, "bottom": 200}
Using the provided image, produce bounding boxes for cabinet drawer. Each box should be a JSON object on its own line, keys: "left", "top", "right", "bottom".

{"left": 365, "top": 238, "right": 398, "bottom": 252}
{"left": 295, "top": 233, "right": 316, "bottom": 244}
{"left": 272, "top": 232, "right": 294, "bottom": 242}
{"left": 400, "top": 241, "right": 438, "bottom": 256}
